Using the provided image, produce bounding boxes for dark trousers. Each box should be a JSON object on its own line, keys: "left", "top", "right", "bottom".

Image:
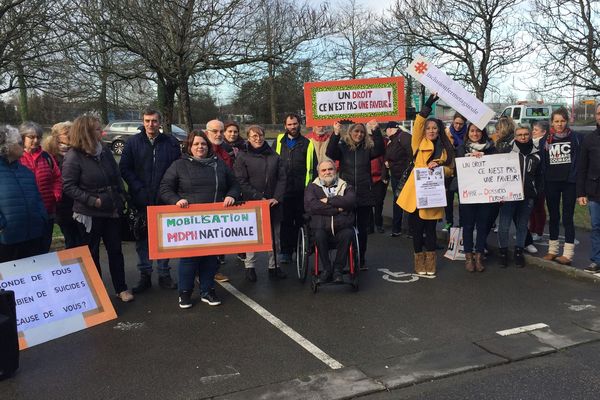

{"left": 545, "top": 181, "right": 576, "bottom": 243}
{"left": 356, "top": 206, "right": 371, "bottom": 263}
{"left": 445, "top": 184, "right": 457, "bottom": 225}
{"left": 179, "top": 256, "right": 217, "bottom": 295}
{"left": 280, "top": 194, "right": 305, "bottom": 255}
{"left": 41, "top": 218, "right": 55, "bottom": 254}
{"left": 409, "top": 211, "right": 437, "bottom": 252}
{"left": 390, "top": 176, "right": 404, "bottom": 233}
{"left": 58, "top": 219, "right": 85, "bottom": 249}
{"left": 0, "top": 238, "right": 42, "bottom": 263}
{"left": 529, "top": 193, "right": 546, "bottom": 235}
{"left": 371, "top": 180, "right": 388, "bottom": 228}
{"left": 78, "top": 217, "right": 127, "bottom": 294}
{"left": 314, "top": 228, "right": 354, "bottom": 273}
{"left": 459, "top": 203, "right": 492, "bottom": 253}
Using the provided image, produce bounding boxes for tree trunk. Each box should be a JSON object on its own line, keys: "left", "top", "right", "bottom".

{"left": 17, "top": 63, "right": 29, "bottom": 122}
{"left": 157, "top": 78, "right": 177, "bottom": 133}
{"left": 99, "top": 69, "right": 109, "bottom": 124}
{"left": 405, "top": 75, "right": 413, "bottom": 119}
{"left": 178, "top": 80, "right": 193, "bottom": 132}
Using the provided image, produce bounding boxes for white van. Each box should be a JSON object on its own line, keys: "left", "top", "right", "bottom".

{"left": 500, "top": 104, "right": 552, "bottom": 126}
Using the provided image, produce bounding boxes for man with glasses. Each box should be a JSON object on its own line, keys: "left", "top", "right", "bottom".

{"left": 120, "top": 108, "right": 181, "bottom": 293}
{"left": 205, "top": 119, "right": 237, "bottom": 280}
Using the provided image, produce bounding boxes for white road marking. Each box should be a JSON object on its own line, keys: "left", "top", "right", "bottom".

{"left": 219, "top": 282, "right": 344, "bottom": 370}
{"left": 378, "top": 268, "right": 436, "bottom": 283}
{"left": 199, "top": 366, "right": 240, "bottom": 384}
{"left": 496, "top": 323, "right": 549, "bottom": 336}
{"left": 113, "top": 322, "right": 145, "bottom": 331}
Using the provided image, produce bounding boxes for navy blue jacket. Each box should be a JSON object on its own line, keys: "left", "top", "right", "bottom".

{"left": 0, "top": 157, "right": 48, "bottom": 245}
{"left": 119, "top": 130, "right": 181, "bottom": 210}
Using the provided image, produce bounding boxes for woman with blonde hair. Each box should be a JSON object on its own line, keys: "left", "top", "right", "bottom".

{"left": 326, "top": 120, "right": 384, "bottom": 269}
{"left": 62, "top": 115, "right": 133, "bottom": 302}
{"left": 42, "top": 121, "right": 83, "bottom": 249}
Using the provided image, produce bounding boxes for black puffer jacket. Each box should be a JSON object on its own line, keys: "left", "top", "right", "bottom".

{"left": 304, "top": 178, "right": 356, "bottom": 234}
{"left": 511, "top": 141, "right": 543, "bottom": 199}
{"left": 62, "top": 146, "right": 125, "bottom": 218}
{"left": 385, "top": 130, "right": 413, "bottom": 179}
{"left": 326, "top": 129, "right": 384, "bottom": 206}
{"left": 577, "top": 126, "right": 600, "bottom": 201}
{"left": 233, "top": 144, "right": 286, "bottom": 202}
{"left": 159, "top": 155, "right": 240, "bottom": 205}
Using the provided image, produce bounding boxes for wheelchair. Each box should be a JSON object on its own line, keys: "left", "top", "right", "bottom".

{"left": 296, "top": 215, "right": 360, "bottom": 293}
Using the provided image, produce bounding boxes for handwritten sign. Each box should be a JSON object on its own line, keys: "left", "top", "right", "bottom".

{"left": 0, "top": 246, "right": 117, "bottom": 349}
{"left": 456, "top": 153, "right": 524, "bottom": 204}
{"left": 304, "top": 77, "right": 405, "bottom": 127}
{"left": 147, "top": 200, "right": 273, "bottom": 259}
{"left": 414, "top": 166, "right": 446, "bottom": 208}
{"left": 406, "top": 56, "right": 494, "bottom": 130}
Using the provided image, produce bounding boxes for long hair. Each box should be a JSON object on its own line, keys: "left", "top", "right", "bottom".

{"left": 70, "top": 115, "right": 101, "bottom": 154}
{"left": 495, "top": 116, "right": 516, "bottom": 142}
{"left": 425, "top": 118, "right": 455, "bottom": 166}
{"left": 341, "top": 123, "right": 374, "bottom": 151}
{"left": 43, "top": 121, "right": 72, "bottom": 158}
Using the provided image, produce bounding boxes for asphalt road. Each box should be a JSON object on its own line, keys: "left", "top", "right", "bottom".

{"left": 2, "top": 226, "right": 600, "bottom": 399}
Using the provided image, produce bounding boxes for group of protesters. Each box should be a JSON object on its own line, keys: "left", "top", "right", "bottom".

{"left": 1, "top": 98, "right": 600, "bottom": 309}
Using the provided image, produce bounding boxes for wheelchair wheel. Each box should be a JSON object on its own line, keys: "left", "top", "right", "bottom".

{"left": 296, "top": 225, "right": 308, "bottom": 282}
{"left": 311, "top": 275, "right": 318, "bottom": 293}
{"left": 352, "top": 227, "right": 360, "bottom": 270}
{"left": 349, "top": 229, "right": 360, "bottom": 291}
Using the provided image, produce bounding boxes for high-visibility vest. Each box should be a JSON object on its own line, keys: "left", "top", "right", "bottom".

{"left": 275, "top": 133, "right": 314, "bottom": 187}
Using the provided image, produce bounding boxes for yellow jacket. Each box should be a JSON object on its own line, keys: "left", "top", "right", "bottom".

{"left": 397, "top": 115, "right": 454, "bottom": 220}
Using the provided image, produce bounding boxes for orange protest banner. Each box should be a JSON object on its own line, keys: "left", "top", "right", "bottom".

{"left": 147, "top": 200, "right": 273, "bottom": 260}
{"left": 304, "top": 77, "right": 405, "bottom": 127}
{"left": 0, "top": 246, "right": 117, "bottom": 350}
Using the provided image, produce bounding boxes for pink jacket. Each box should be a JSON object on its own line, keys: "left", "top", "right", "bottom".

{"left": 20, "top": 148, "right": 62, "bottom": 215}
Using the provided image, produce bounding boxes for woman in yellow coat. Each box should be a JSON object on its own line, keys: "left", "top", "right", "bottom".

{"left": 397, "top": 94, "right": 455, "bottom": 276}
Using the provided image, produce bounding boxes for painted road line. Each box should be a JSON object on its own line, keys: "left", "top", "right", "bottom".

{"left": 219, "top": 281, "right": 344, "bottom": 370}
{"left": 496, "top": 323, "right": 549, "bottom": 336}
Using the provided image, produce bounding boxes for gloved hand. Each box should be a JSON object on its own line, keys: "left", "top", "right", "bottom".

{"left": 425, "top": 93, "right": 439, "bottom": 107}
{"left": 420, "top": 93, "right": 439, "bottom": 118}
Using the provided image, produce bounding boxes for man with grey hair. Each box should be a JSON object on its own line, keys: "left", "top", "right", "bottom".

{"left": 120, "top": 108, "right": 181, "bottom": 293}
{"left": 577, "top": 103, "right": 600, "bottom": 273}
{"left": 304, "top": 159, "right": 356, "bottom": 283}
{"left": 0, "top": 125, "right": 48, "bottom": 262}
{"left": 205, "top": 119, "right": 237, "bottom": 280}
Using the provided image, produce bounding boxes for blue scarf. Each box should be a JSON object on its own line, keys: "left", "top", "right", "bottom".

{"left": 449, "top": 124, "right": 468, "bottom": 147}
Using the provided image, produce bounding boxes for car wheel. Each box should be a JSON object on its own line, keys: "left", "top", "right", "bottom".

{"left": 112, "top": 140, "right": 125, "bottom": 155}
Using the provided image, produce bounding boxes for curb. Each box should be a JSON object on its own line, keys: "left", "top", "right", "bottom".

{"left": 524, "top": 254, "right": 600, "bottom": 283}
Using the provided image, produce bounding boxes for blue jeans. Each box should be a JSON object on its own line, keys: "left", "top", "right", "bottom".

{"left": 459, "top": 203, "right": 492, "bottom": 253}
{"left": 391, "top": 176, "right": 404, "bottom": 233}
{"left": 498, "top": 199, "right": 534, "bottom": 248}
{"left": 588, "top": 200, "right": 600, "bottom": 264}
{"left": 178, "top": 256, "right": 217, "bottom": 295}
{"left": 136, "top": 237, "right": 170, "bottom": 276}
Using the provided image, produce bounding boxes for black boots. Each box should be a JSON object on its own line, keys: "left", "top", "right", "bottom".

{"left": 499, "top": 248, "right": 508, "bottom": 268}
{"left": 514, "top": 247, "right": 525, "bottom": 268}
{"left": 132, "top": 273, "right": 152, "bottom": 293}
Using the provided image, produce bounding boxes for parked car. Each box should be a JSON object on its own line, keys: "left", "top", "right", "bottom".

{"left": 101, "top": 120, "right": 188, "bottom": 155}
{"left": 500, "top": 104, "right": 552, "bottom": 126}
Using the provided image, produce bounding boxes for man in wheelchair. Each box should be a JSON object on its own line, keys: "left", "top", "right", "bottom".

{"left": 304, "top": 159, "right": 356, "bottom": 283}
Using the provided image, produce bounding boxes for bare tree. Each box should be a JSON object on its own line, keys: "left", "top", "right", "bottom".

{"left": 531, "top": 0, "right": 600, "bottom": 94}
{"left": 0, "top": 0, "right": 66, "bottom": 120}
{"left": 390, "top": 0, "right": 530, "bottom": 100}
{"left": 322, "top": 0, "right": 379, "bottom": 80}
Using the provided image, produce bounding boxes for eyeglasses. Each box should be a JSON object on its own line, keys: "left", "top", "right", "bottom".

{"left": 248, "top": 134, "right": 264, "bottom": 140}
{"left": 515, "top": 134, "right": 530, "bottom": 138}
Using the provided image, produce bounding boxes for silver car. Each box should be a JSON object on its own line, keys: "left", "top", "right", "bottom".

{"left": 101, "top": 120, "right": 188, "bottom": 155}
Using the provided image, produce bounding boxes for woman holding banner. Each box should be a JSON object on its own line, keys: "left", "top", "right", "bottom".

{"left": 326, "top": 120, "right": 384, "bottom": 270}
{"left": 62, "top": 115, "right": 132, "bottom": 302}
{"left": 233, "top": 125, "right": 286, "bottom": 282}
{"left": 497, "top": 125, "right": 542, "bottom": 267}
{"left": 398, "top": 94, "right": 455, "bottom": 276}
{"left": 160, "top": 130, "right": 240, "bottom": 309}
{"left": 540, "top": 108, "right": 582, "bottom": 265}
{"left": 454, "top": 123, "right": 496, "bottom": 272}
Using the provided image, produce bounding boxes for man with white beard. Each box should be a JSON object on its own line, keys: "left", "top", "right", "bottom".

{"left": 304, "top": 159, "right": 356, "bottom": 283}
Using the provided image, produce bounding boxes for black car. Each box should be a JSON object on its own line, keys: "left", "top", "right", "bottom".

{"left": 101, "top": 120, "right": 188, "bottom": 155}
